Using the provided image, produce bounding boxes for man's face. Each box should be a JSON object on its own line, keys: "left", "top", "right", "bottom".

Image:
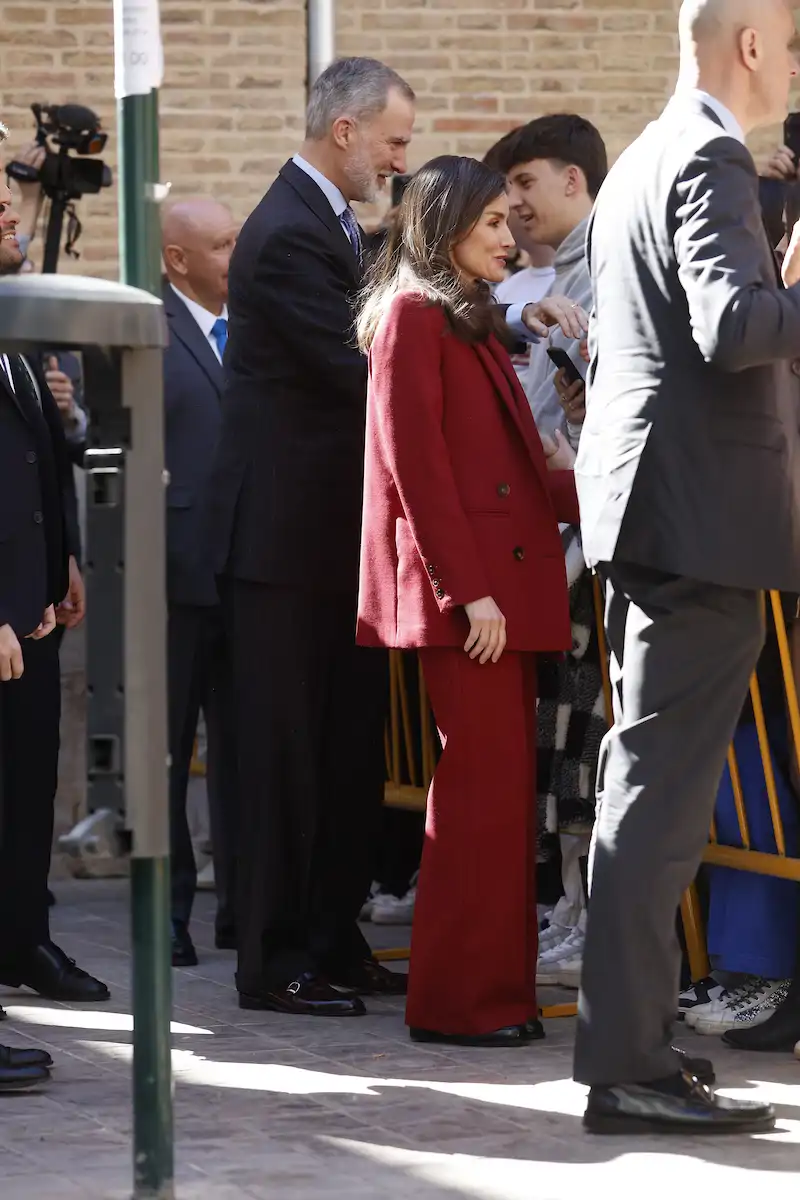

{"left": 344, "top": 88, "right": 415, "bottom": 204}
{"left": 179, "top": 206, "right": 238, "bottom": 307}
{"left": 753, "top": 0, "right": 799, "bottom": 128}
{"left": 0, "top": 162, "right": 23, "bottom": 276}
{"left": 507, "top": 158, "right": 576, "bottom": 251}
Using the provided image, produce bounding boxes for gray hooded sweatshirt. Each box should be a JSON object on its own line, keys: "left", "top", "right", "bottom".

{"left": 524, "top": 215, "right": 591, "bottom": 445}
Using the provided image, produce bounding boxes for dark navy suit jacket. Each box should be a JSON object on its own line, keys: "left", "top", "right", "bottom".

{"left": 163, "top": 282, "right": 224, "bottom": 608}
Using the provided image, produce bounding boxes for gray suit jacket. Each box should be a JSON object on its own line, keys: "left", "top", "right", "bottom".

{"left": 576, "top": 96, "right": 800, "bottom": 592}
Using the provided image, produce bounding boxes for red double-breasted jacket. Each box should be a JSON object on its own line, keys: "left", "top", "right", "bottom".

{"left": 357, "top": 292, "right": 579, "bottom": 652}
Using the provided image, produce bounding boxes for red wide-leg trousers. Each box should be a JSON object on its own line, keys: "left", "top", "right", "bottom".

{"left": 406, "top": 647, "right": 539, "bottom": 1036}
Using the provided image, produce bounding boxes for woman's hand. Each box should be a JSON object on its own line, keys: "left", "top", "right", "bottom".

{"left": 522, "top": 296, "right": 589, "bottom": 340}
{"left": 540, "top": 428, "right": 577, "bottom": 471}
{"left": 554, "top": 368, "right": 586, "bottom": 425}
{"left": 464, "top": 596, "right": 507, "bottom": 664}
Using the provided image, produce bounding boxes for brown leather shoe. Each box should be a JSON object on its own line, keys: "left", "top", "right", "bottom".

{"left": 238, "top": 972, "right": 367, "bottom": 1016}
{"left": 332, "top": 958, "right": 408, "bottom": 996}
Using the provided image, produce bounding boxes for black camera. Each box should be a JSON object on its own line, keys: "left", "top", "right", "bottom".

{"left": 6, "top": 103, "right": 113, "bottom": 272}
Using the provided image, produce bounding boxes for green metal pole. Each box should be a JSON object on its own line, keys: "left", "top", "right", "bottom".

{"left": 116, "top": 28, "right": 174, "bottom": 1200}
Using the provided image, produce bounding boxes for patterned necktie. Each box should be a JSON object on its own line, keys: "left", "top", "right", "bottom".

{"left": 340, "top": 206, "right": 363, "bottom": 266}
{"left": 211, "top": 316, "right": 228, "bottom": 360}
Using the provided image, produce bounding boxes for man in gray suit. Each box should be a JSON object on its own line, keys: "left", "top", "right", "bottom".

{"left": 574, "top": 0, "right": 800, "bottom": 1135}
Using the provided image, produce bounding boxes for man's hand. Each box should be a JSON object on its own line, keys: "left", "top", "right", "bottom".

{"left": 763, "top": 144, "right": 799, "bottom": 182}
{"left": 13, "top": 142, "right": 46, "bottom": 238}
{"left": 0, "top": 624, "right": 24, "bottom": 681}
{"left": 540, "top": 428, "right": 577, "bottom": 471}
{"left": 27, "top": 605, "right": 56, "bottom": 641}
{"left": 56, "top": 557, "right": 86, "bottom": 630}
{"left": 522, "top": 295, "right": 589, "bottom": 340}
{"left": 578, "top": 338, "right": 590, "bottom": 364}
{"left": 45, "top": 356, "right": 77, "bottom": 424}
{"left": 554, "top": 369, "right": 586, "bottom": 425}
{"left": 463, "top": 597, "right": 507, "bottom": 665}
{"left": 783, "top": 218, "right": 800, "bottom": 287}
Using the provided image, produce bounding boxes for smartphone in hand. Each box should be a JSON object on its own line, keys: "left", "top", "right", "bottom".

{"left": 546, "top": 346, "right": 583, "bottom": 387}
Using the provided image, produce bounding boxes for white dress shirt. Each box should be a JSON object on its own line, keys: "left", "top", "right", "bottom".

{"left": 677, "top": 88, "right": 746, "bottom": 145}
{"left": 292, "top": 154, "right": 362, "bottom": 257}
{"left": 170, "top": 284, "right": 228, "bottom": 363}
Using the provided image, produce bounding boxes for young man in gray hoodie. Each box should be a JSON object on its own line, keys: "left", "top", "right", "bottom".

{"left": 497, "top": 115, "right": 608, "bottom": 447}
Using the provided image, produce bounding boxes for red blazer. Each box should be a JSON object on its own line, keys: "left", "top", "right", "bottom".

{"left": 357, "top": 292, "right": 579, "bottom": 651}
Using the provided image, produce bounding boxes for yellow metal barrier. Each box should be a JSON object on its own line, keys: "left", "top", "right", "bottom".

{"left": 591, "top": 582, "right": 800, "bottom": 982}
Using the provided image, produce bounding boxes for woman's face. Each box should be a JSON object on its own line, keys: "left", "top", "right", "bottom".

{"left": 450, "top": 192, "right": 515, "bottom": 286}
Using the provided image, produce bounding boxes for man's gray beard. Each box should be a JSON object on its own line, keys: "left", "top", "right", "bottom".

{"left": 346, "top": 150, "right": 378, "bottom": 204}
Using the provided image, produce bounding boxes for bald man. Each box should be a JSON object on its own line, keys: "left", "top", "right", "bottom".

{"left": 161, "top": 199, "right": 239, "bottom": 967}
{"left": 574, "top": 0, "right": 800, "bottom": 1133}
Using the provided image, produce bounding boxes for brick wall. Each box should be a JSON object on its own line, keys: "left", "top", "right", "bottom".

{"left": 0, "top": 0, "right": 788, "bottom": 278}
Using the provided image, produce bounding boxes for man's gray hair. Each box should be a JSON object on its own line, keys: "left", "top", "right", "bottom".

{"left": 306, "top": 57, "right": 414, "bottom": 140}
{"left": 0, "top": 122, "right": 8, "bottom": 143}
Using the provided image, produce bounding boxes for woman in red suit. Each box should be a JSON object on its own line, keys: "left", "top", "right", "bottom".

{"left": 357, "top": 156, "right": 583, "bottom": 1048}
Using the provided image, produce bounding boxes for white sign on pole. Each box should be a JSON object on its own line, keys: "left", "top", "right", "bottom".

{"left": 114, "top": 0, "right": 164, "bottom": 99}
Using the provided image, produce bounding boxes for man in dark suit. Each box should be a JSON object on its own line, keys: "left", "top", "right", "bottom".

{"left": 0, "top": 136, "right": 108, "bottom": 1030}
{"left": 161, "top": 198, "right": 239, "bottom": 967}
{"left": 573, "top": 0, "right": 800, "bottom": 1135}
{"left": 206, "top": 58, "right": 416, "bottom": 1015}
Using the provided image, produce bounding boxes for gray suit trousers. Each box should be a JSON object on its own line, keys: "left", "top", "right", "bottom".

{"left": 573, "top": 562, "right": 763, "bottom": 1086}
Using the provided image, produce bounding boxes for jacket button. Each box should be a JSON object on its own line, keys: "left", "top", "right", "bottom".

{"left": 435, "top": 588, "right": 444, "bottom": 600}
{"left": 33, "top": 510, "right": 44, "bottom": 524}
{"left": 513, "top": 546, "right": 525, "bottom": 561}
{"left": 427, "top": 564, "right": 436, "bottom": 577}
{"left": 497, "top": 482, "right": 510, "bottom": 497}
{"left": 792, "top": 359, "right": 800, "bottom": 378}
{"left": 26, "top": 451, "right": 37, "bottom": 464}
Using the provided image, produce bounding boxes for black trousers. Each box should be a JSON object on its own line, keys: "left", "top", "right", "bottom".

{"left": 0, "top": 631, "right": 61, "bottom": 956}
{"left": 168, "top": 604, "right": 238, "bottom": 936}
{"left": 224, "top": 580, "right": 388, "bottom": 992}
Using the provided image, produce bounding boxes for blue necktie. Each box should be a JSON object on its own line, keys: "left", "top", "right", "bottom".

{"left": 340, "top": 206, "right": 363, "bottom": 266}
{"left": 211, "top": 316, "right": 228, "bottom": 359}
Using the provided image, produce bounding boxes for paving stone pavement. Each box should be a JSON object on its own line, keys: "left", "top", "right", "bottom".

{"left": 1, "top": 880, "right": 799, "bottom": 1199}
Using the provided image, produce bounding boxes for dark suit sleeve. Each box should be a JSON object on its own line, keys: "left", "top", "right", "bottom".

{"left": 34, "top": 365, "right": 81, "bottom": 563}
{"left": 673, "top": 138, "right": 800, "bottom": 372}
{"left": 250, "top": 223, "right": 366, "bottom": 400}
{"left": 759, "top": 176, "right": 788, "bottom": 250}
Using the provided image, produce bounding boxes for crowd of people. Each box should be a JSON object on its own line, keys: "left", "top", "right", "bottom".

{"left": 2, "top": 0, "right": 800, "bottom": 1137}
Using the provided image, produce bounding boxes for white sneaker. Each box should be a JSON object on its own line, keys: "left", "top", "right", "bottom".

{"left": 553, "top": 953, "right": 583, "bottom": 989}
{"left": 371, "top": 888, "right": 416, "bottom": 925}
{"left": 359, "top": 882, "right": 380, "bottom": 922}
{"left": 678, "top": 976, "right": 726, "bottom": 1021}
{"left": 536, "top": 925, "right": 585, "bottom": 984}
{"left": 538, "top": 922, "right": 571, "bottom": 954}
{"left": 693, "top": 978, "right": 791, "bottom": 1036}
{"left": 196, "top": 860, "right": 215, "bottom": 892}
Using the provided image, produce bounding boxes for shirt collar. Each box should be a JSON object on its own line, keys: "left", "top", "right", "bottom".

{"left": 170, "top": 283, "right": 227, "bottom": 337}
{"left": 678, "top": 88, "right": 745, "bottom": 145}
{"left": 292, "top": 154, "right": 348, "bottom": 218}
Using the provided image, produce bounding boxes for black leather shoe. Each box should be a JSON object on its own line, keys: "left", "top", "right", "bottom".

{"left": 410, "top": 1023, "right": 538, "bottom": 1048}
{"left": 584, "top": 1072, "right": 775, "bottom": 1135}
{"left": 525, "top": 1018, "right": 546, "bottom": 1041}
{"left": 0, "top": 1043, "right": 53, "bottom": 1069}
{"left": 0, "top": 1062, "right": 50, "bottom": 1092}
{"left": 215, "top": 929, "right": 237, "bottom": 951}
{"left": 171, "top": 925, "right": 198, "bottom": 968}
{"left": 239, "top": 973, "right": 367, "bottom": 1017}
{"left": 0, "top": 942, "right": 110, "bottom": 1003}
{"left": 332, "top": 958, "right": 408, "bottom": 996}
{"left": 722, "top": 1000, "right": 800, "bottom": 1053}
{"left": 675, "top": 1048, "right": 715, "bottom": 1085}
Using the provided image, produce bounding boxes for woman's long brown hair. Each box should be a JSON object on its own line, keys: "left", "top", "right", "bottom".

{"left": 356, "top": 155, "right": 510, "bottom": 352}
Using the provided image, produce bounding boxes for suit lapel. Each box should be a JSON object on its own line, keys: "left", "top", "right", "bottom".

{"left": 163, "top": 285, "right": 223, "bottom": 395}
{"left": 279, "top": 159, "right": 361, "bottom": 285}
{"left": 473, "top": 338, "right": 550, "bottom": 489}
{"left": 0, "top": 353, "right": 40, "bottom": 425}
